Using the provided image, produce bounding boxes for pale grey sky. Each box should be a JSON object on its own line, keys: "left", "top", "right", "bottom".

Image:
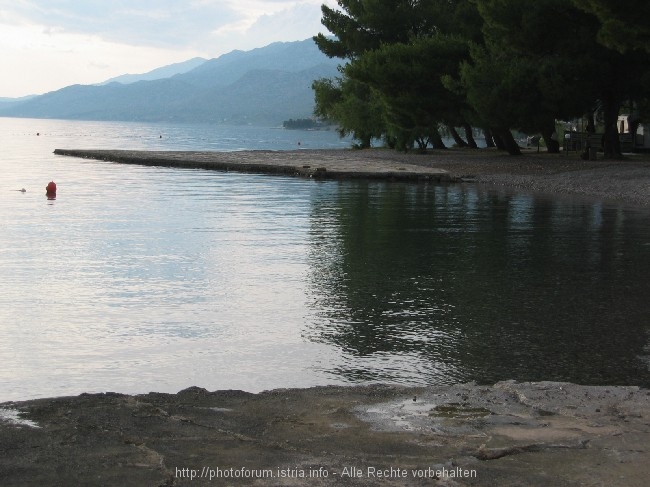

{"left": 0, "top": 1, "right": 336, "bottom": 97}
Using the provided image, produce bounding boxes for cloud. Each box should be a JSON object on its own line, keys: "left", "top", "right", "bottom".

{"left": 2, "top": 0, "right": 242, "bottom": 48}
{"left": 209, "top": 2, "right": 329, "bottom": 52}
{"left": 247, "top": 3, "right": 327, "bottom": 41}
{"left": 1, "top": 0, "right": 333, "bottom": 50}
{"left": 0, "top": 22, "right": 199, "bottom": 96}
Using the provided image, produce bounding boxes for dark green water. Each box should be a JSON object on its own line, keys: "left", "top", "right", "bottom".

{"left": 306, "top": 181, "right": 650, "bottom": 387}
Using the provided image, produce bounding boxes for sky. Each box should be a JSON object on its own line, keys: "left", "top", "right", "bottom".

{"left": 0, "top": 0, "right": 337, "bottom": 98}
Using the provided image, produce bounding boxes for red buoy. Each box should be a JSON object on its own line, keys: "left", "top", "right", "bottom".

{"left": 46, "top": 181, "right": 57, "bottom": 199}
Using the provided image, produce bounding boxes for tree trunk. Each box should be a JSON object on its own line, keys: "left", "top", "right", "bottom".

{"left": 585, "top": 111, "right": 596, "bottom": 134}
{"left": 483, "top": 127, "right": 496, "bottom": 148}
{"left": 462, "top": 123, "right": 478, "bottom": 148}
{"left": 494, "top": 128, "right": 521, "bottom": 155}
{"left": 384, "top": 135, "right": 397, "bottom": 149}
{"left": 601, "top": 90, "right": 621, "bottom": 158}
{"left": 359, "top": 134, "right": 372, "bottom": 149}
{"left": 629, "top": 117, "right": 641, "bottom": 142}
{"left": 541, "top": 127, "right": 560, "bottom": 153}
{"left": 491, "top": 127, "right": 507, "bottom": 151}
{"left": 447, "top": 125, "right": 468, "bottom": 147}
{"left": 429, "top": 128, "right": 447, "bottom": 149}
{"left": 415, "top": 136, "right": 429, "bottom": 152}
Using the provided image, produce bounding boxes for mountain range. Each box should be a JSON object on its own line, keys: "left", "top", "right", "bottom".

{"left": 0, "top": 39, "right": 341, "bottom": 125}
{"left": 98, "top": 57, "right": 208, "bottom": 85}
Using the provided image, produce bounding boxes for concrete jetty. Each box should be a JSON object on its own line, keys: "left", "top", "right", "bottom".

{"left": 53, "top": 149, "right": 455, "bottom": 182}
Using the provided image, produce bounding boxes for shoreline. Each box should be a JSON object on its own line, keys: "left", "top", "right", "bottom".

{"left": 2, "top": 381, "right": 649, "bottom": 486}
{"left": 54, "top": 147, "right": 650, "bottom": 208}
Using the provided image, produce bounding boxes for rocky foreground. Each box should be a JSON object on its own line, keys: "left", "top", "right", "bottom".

{"left": 1, "top": 381, "right": 649, "bottom": 486}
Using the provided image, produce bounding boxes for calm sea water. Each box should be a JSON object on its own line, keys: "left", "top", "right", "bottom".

{"left": 1, "top": 117, "right": 649, "bottom": 402}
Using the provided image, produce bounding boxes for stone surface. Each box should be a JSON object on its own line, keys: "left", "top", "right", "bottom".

{"left": 1, "top": 382, "right": 649, "bottom": 486}
{"left": 52, "top": 149, "right": 453, "bottom": 182}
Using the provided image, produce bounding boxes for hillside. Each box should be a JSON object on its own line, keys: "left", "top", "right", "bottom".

{"left": 99, "top": 57, "right": 208, "bottom": 85}
{"left": 0, "top": 39, "right": 341, "bottom": 125}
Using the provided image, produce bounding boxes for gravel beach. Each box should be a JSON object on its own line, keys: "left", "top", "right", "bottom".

{"left": 399, "top": 148, "right": 650, "bottom": 208}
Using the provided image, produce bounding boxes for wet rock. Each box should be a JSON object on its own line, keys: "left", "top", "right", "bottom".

{"left": 2, "top": 381, "right": 649, "bottom": 486}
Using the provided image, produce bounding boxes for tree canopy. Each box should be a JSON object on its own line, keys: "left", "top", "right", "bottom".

{"left": 312, "top": 0, "right": 650, "bottom": 156}
{"left": 572, "top": 0, "right": 650, "bottom": 53}
{"left": 348, "top": 35, "right": 471, "bottom": 151}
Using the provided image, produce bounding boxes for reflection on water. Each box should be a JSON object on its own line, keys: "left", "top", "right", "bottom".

{"left": 306, "top": 182, "right": 650, "bottom": 387}
{"left": 1, "top": 117, "right": 649, "bottom": 402}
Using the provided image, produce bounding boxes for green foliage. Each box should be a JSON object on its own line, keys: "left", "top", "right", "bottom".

{"left": 282, "top": 118, "right": 330, "bottom": 129}
{"left": 314, "top": 0, "right": 449, "bottom": 59}
{"left": 464, "top": 1, "right": 602, "bottom": 132}
{"left": 463, "top": 0, "right": 650, "bottom": 155}
{"left": 312, "top": 76, "right": 385, "bottom": 148}
{"left": 313, "top": 0, "right": 650, "bottom": 156}
{"left": 313, "top": 0, "right": 481, "bottom": 150}
{"left": 348, "top": 36, "right": 471, "bottom": 150}
{"left": 572, "top": 0, "right": 650, "bottom": 53}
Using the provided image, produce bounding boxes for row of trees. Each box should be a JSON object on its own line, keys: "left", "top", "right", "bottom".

{"left": 311, "top": 0, "right": 650, "bottom": 156}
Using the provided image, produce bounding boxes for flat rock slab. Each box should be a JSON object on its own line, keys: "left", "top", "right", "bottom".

{"left": 2, "top": 381, "right": 649, "bottom": 486}
{"left": 53, "top": 149, "right": 454, "bottom": 182}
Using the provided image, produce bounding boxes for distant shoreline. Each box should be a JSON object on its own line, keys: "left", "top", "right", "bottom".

{"left": 54, "top": 148, "right": 650, "bottom": 208}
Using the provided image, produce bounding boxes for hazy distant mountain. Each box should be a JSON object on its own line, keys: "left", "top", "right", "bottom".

{"left": 0, "top": 39, "right": 341, "bottom": 125}
{"left": 180, "top": 40, "right": 341, "bottom": 88}
{"left": 98, "top": 57, "right": 208, "bottom": 85}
